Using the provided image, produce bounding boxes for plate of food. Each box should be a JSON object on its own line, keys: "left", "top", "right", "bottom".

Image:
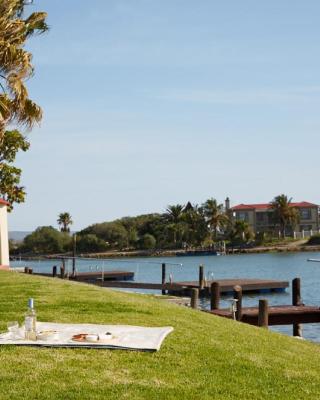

{"left": 37, "top": 330, "right": 59, "bottom": 341}
{"left": 71, "top": 332, "right": 113, "bottom": 343}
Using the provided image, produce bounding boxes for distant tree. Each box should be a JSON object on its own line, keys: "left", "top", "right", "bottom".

{"left": 81, "top": 221, "right": 128, "bottom": 250}
{"left": 22, "top": 226, "right": 71, "bottom": 254}
{"left": 181, "top": 204, "right": 207, "bottom": 247}
{"left": 141, "top": 233, "right": 156, "bottom": 249}
{"left": 76, "top": 234, "right": 108, "bottom": 253}
{"left": 165, "top": 204, "right": 184, "bottom": 245}
{"left": 57, "top": 212, "right": 73, "bottom": 233}
{"left": 270, "top": 195, "right": 299, "bottom": 238}
{"left": 127, "top": 227, "right": 138, "bottom": 247}
{"left": 229, "top": 220, "right": 253, "bottom": 245}
{"left": 203, "top": 198, "right": 229, "bottom": 239}
{"left": 0, "top": 1, "right": 48, "bottom": 208}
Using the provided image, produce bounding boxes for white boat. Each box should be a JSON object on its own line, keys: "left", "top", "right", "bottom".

{"left": 307, "top": 258, "right": 320, "bottom": 262}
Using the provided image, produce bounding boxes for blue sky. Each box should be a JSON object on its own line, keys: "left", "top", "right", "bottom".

{"left": 9, "top": 0, "right": 320, "bottom": 230}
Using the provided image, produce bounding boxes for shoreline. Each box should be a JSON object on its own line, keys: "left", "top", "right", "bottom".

{"left": 12, "top": 243, "right": 320, "bottom": 261}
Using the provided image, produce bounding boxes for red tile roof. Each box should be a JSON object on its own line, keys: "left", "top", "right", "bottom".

{"left": 0, "top": 199, "right": 9, "bottom": 206}
{"left": 232, "top": 201, "right": 318, "bottom": 211}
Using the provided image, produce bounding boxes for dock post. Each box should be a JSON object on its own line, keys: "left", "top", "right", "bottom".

{"left": 258, "top": 299, "right": 268, "bottom": 328}
{"left": 52, "top": 265, "right": 57, "bottom": 277}
{"left": 199, "top": 264, "right": 204, "bottom": 290}
{"left": 292, "top": 278, "right": 301, "bottom": 306}
{"left": 24, "top": 267, "right": 29, "bottom": 274}
{"left": 292, "top": 277, "right": 303, "bottom": 337}
{"left": 60, "top": 259, "right": 65, "bottom": 279}
{"left": 161, "top": 263, "right": 166, "bottom": 295}
{"left": 28, "top": 268, "right": 33, "bottom": 274}
{"left": 72, "top": 234, "right": 76, "bottom": 278}
{"left": 210, "top": 281, "right": 220, "bottom": 310}
{"left": 234, "top": 285, "right": 242, "bottom": 321}
{"left": 191, "top": 288, "right": 199, "bottom": 309}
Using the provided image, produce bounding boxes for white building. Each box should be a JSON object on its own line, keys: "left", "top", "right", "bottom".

{"left": 0, "top": 199, "right": 9, "bottom": 268}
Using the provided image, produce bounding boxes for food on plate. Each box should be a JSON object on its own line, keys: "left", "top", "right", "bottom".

{"left": 37, "top": 330, "right": 58, "bottom": 340}
{"left": 71, "top": 332, "right": 113, "bottom": 342}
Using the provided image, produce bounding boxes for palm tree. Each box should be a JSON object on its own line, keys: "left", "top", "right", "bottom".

{"left": 0, "top": 1, "right": 48, "bottom": 208}
{"left": 229, "top": 220, "right": 253, "bottom": 245}
{"left": 270, "top": 195, "right": 299, "bottom": 238}
{"left": 165, "top": 204, "right": 184, "bottom": 245}
{"left": 57, "top": 212, "right": 73, "bottom": 233}
{"left": 203, "top": 198, "right": 229, "bottom": 239}
{"left": 180, "top": 204, "right": 207, "bottom": 248}
{"left": 0, "top": 1, "right": 48, "bottom": 140}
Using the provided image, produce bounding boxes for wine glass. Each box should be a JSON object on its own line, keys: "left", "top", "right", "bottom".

{"left": 7, "top": 321, "right": 20, "bottom": 339}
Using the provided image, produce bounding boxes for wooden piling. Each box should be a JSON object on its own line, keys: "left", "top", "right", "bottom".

{"left": 199, "top": 265, "right": 204, "bottom": 290}
{"left": 234, "top": 285, "right": 242, "bottom": 321}
{"left": 191, "top": 288, "right": 199, "bottom": 309}
{"left": 292, "top": 277, "right": 303, "bottom": 337}
{"left": 210, "top": 281, "right": 220, "bottom": 310}
{"left": 161, "top": 263, "right": 166, "bottom": 295}
{"left": 72, "top": 234, "right": 76, "bottom": 278}
{"left": 28, "top": 268, "right": 33, "bottom": 274}
{"left": 292, "top": 278, "right": 301, "bottom": 306}
{"left": 52, "top": 265, "right": 57, "bottom": 277}
{"left": 24, "top": 267, "right": 29, "bottom": 274}
{"left": 60, "top": 265, "right": 65, "bottom": 279}
{"left": 258, "top": 299, "right": 268, "bottom": 328}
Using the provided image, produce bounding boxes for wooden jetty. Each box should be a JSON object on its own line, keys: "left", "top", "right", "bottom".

{"left": 165, "top": 264, "right": 288, "bottom": 296}
{"left": 23, "top": 267, "right": 134, "bottom": 282}
{"left": 70, "top": 271, "right": 134, "bottom": 282}
{"left": 167, "top": 278, "right": 289, "bottom": 296}
{"left": 96, "top": 277, "right": 288, "bottom": 296}
{"left": 24, "top": 263, "right": 288, "bottom": 299}
{"left": 210, "top": 305, "right": 320, "bottom": 326}
{"left": 73, "top": 264, "right": 289, "bottom": 296}
{"left": 203, "top": 277, "right": 320, "bottom": 337}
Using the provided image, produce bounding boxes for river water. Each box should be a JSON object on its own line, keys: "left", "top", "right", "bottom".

{"left": 11, "top": 251, "right": 320, "bottom": 342}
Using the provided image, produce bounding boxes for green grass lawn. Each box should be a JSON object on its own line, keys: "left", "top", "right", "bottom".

{"left": 0, "top": 271, "right": 320, "bottom": 399}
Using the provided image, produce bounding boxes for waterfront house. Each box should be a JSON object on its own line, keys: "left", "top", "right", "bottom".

{"left": 0, "top": 199, "right": 9, "bottom": 268}
{"left": 231, "top": 201, "right": 319, "bottom": 236}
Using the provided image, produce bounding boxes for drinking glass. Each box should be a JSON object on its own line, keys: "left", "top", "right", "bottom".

{"left": 7, "top": 321, "right": 20, "bottom": 339}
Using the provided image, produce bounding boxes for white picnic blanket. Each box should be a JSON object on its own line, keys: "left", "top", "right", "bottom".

{"left": 0, "top": 322, "right": 173, "bottom": 352}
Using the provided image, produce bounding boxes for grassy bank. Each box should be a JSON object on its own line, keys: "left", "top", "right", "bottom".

{"left": 0, "top": 272, "right": 320, "bottom": 399}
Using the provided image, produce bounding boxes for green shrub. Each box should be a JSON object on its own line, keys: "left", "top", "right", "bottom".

{"left": 76, "top": 234, "right": 108, "bottom": 253}
{"left": 141, "top": 233, "right": 156, "bottom": 249}
{"left": 22, "top": 226, "right": 72, "bottom": 254}
{"left": 307, "top": 234, "right": 320, "bottom": 245}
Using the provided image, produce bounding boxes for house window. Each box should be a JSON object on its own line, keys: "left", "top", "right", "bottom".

{"left": 256, "top": 213, "right": 264, "bottom": 222}
{"left": 300, "top": 208, "right": 311, "bottom": 220}
{"left": 237, "top": 212, "right": 249, "bottom": 222}
{"left": 267, "top": 212, "right": 274, "bottom": 224}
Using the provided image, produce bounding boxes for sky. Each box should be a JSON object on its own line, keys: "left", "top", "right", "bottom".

{"left": 8, "top": 0, "right": 320, "bottom": 231}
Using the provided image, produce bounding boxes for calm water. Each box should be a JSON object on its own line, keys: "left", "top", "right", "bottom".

{"left": 12, "top": 252, "right": 320, "bottom": 342}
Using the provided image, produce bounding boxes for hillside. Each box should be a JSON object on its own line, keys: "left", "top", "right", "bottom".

{"left": 0, "top": 271, "right": 319, "bottom": 399}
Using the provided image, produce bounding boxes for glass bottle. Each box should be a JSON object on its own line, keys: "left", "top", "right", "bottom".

{"left": 25, "top": 298, "right": 37, "bottom": 340}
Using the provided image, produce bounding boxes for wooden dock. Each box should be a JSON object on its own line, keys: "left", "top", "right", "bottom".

{"left": 196, "top": 277, "right": 319, "bottom": 337}
{"left": 70, "top": 271, "right": 134, "bottom": 282}
{"left": 24, "top": 264, "right": 288, "bottom": 298}
{"left": 28, "top": 269, "right": 134, "bottom": 282}
{"left": 98, "top": 278, "right": 288, "bottom": 296}
{"left": 167, "top": 278, "right": 289, "bottom": 296}
{"left": 209, "top": 305, "right": 320, "bottom": 326}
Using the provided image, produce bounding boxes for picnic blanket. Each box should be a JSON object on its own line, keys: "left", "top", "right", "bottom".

{"left": 0, "top": 322, "right": 173, "bottom": 352}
